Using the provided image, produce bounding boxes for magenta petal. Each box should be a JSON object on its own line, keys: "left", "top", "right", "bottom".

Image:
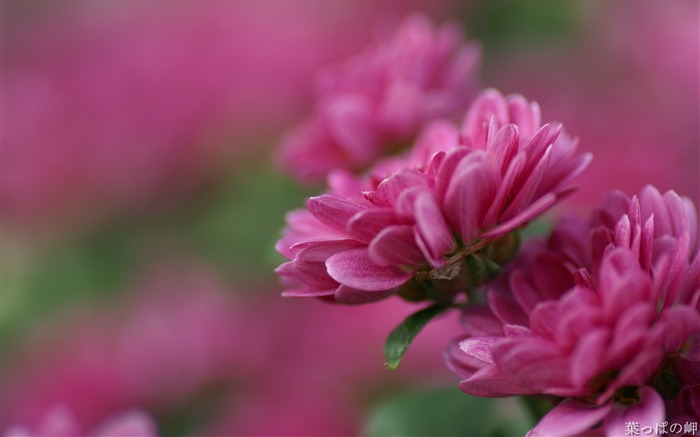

{"left": 307, "top": 196, "right": 366, "bottom": 231}
{"left": 528, "top": 301, "right": 559, "bottom": 339}
{"left": 292, "top": 258, "right": 339, "bottom": 289}
{"left": 459, "top": 365, "right": 533, "bottom": 397}
{"left": 413, "top": 191, "right": 454, "bottom": 265}
{"left": 435, "top": 147, "right": 470, "bottom": 200}
{"left": 488, "top": 287, "right": 529, "bottom": 326}
{"left": 368, "top": 225, "right": 425, "bottom": 267}
{"left": 570, "top": 328, "right": 609, "bottom": 388}
{"left": 656, "top": 306, "right": 700, "bottom": 352}
{"left": 494, "top": 339, "right": 572, "bottom": 392}
{"left": 639, "top": 185, "right": 671, "bottom": 236}
{"left": 281, "top": 288, "right": 336, "bottom": 298}
{"left": 375, "top": 168, "right": 428, "bottom": 208}
{"left": 502, "top": 144, "right": 553, "bottom": 220}
{"left": 326, "top": 248, "right": 412, "bottom": 291}
{"left": 507, "top": 94, "right": 540, "bottom": 139}
{"left": 334, "top": 285, "right": 396, "bottom": 304}
{"left": 293, "top": 239, "right": 364, "bottom": 262}
{"left": 528, "top": 399, "right": 612, "bottom": 437}
{"left": 443, "top": 153, "right": 498, "bottom": 243}
{"left": 483, "top": 151, "right": 527, "bottom": 228}
{"left": 459, "top": 337, "right": 500, "bottom": 365}
{"left": 486, "top": 123, "right": 519, "bottom": 170}
{"left": 482, "top": 193, "right": 557, "bottom": 240}
{"left": 461, "top": 89, "right": 509, "bottom": 147}
{"left": 603, "top": 387, "right": 665, "bottom": 436}
{"left": 346, "top": 209, "right": 398, "bottom": 243}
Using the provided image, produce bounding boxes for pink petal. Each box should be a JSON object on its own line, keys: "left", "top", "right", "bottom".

{"left": 307, "top": 196, "right": 366, "bottom": 231}
{"left": 375, "top": 168, "right": 428, "bottom": 208}
{"left": 603, "top": 387, "right": 665, "bottom": 436}
{"left": 486, "top": 123, "right": 519, "bottom": 171}
{"left": 528, "top": 399, "right": 612, "bottom": 437}
{"left": 346, "top": 208, "right": 399, "bottom": 243}
{"left": 459, "top": 337, "right": 501, "bottom": 365}
{"left": 639, "top": 185, "right": 671, "bottom": 236}
{"left": 483, "top": 151, "right": 527, "bottom": 229}
{"left": 434, "top": 147, "right": 470, "bottom": 200}
{"left": 510, "top": 270, "right": 546, "bottom": 314}
{"left": 443, "top": 153, "right": 498, "bottom": 243}
{"left": 481, "top": 192, "right": 556, "bottom": 240}
{"left": 459, "top": 365, "right": 534, "bottom": 397}
{"left": 528, "top": 301, "right": 559, "bottom": 340}
{"left": 461, "top": 89, "right": 509, "bottom": 148}
{"left": 501, "top": 143, "right": 553, "bottom": 220}
{"left": 411, "top": 120, "right": 460, "bottom": 163}
{"left": 292, "top": 239, "right": 364, "bottom": 262}
{"left": 326, "top": 248, "right": 412, "bottom": 291}
{"left": 494, "top": 339, "right": 572, "bottom": 393}
{"left": 531, "top": 251, "right": 576, "bottom": 300}
{"left": 334, "top": 285, "right": 396, "bottom": 304}
{"left": 292, "top": 257, "right": 340, "bottom": 289}
{"left": 487, "top": 287, "right": 529, "bottom": 326}
{"left": 507, "top": 94, "right": 540, "bottom": 139}
{"left": 413, "top": 190, "right": 454, "bottom": 266}
{"left": 281, "top": 287, "right": 336, "bottom": 298}
{"left": 368, "top": 225, "right": 425, "bottom": 267}
{"left": 570, "top": 328, "right": 610, "bottom": 388}
{"left": 655, "top": 306, "right": 700, "bottom": 353}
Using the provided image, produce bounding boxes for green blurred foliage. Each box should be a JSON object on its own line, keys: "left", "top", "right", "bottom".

{"left": 364, "top": 386, "right": 534, "bottom": 437}
{"left": 1, "top": 152, "right": 313, "bottom": 353}
{"left": 181, "top": 157, "right": 311, "bottom": 285}
{"left": 464, "top": 0, "right": 581, "bottom": 52}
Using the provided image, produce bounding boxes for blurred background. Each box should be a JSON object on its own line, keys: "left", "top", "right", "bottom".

{"left": 1, "top": 1, "right": 697, "bottom": 435}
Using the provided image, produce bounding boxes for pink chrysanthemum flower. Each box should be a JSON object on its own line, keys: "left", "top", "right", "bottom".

{"left": 3, "top": 407, "right": 157, "bottom": 437}
{"left": 277, "top": 14, "right": 481, "bottom": 182}
{"left": 276, "top": 89, "right": 591, "bottom": 304}
{"left": 447, "top": 186, "right": 700, "bottom": 436}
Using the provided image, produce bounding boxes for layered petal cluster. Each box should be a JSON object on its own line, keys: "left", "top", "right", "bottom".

{"left": 447, "top": 186, "right": 700, "bottom": 436}
{"left": 276, "top": 89, "right": 591, "bottom": 304}
{"left": 277, "top": 14, "right": 481, "bottom": 182}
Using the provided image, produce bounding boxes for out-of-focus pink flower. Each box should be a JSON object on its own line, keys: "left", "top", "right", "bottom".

{"left": 2, "top": 261, "right": 461, "bottom": 436}
{"left": 3, "top": 407, "right": 157, "bottom": 437}
{"left": 447, "top": 186, "right": 700, "bottom": 435}
{"left": 277, "top": 14, "right": 481, "bottom": 182}
{"left": 1, "top": 265, "right": 249, "bottom": 430}
{"left": 490, "top": 5, "right": 699, "bottom": 208}
{"left": 1, "top": 1, "right": 449, "bottom": 234}
{"left": 276, "top": 89, "right": 590, "bottom": 304}
{"left": 603, "top": 0, "right": 699, "bottom": 94}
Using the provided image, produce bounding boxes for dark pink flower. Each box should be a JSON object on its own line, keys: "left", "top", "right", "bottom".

{"left": 276, "top": 89, "right": 590, "bottom": 304}
{"left": 277, "top": 14, "right": 481, "bottom": 182}
{"left": 3, "top": 407, "right": 157, "bottom": 437}
{"left": 447, "top": 186, "right": 700, "bottom": 435}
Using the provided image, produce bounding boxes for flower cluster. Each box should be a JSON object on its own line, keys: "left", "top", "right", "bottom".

{"left": 276, "top": 89, "right": 591, "bottom": 304}
{"left": 274, "top": 12, "right": 698, "bottom": 437}
{"left": 277, "top": 14, "right": 480, "bottom": 182}
{"left": 447, "top": 186, "right": 700, "bottom": 435}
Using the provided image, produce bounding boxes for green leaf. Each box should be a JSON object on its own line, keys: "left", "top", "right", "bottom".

{"left": 384, "top": 304, "right": 448, "bottom": 370}
{"left": 364, "top": 386, "right": 534, "bottom": 437}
